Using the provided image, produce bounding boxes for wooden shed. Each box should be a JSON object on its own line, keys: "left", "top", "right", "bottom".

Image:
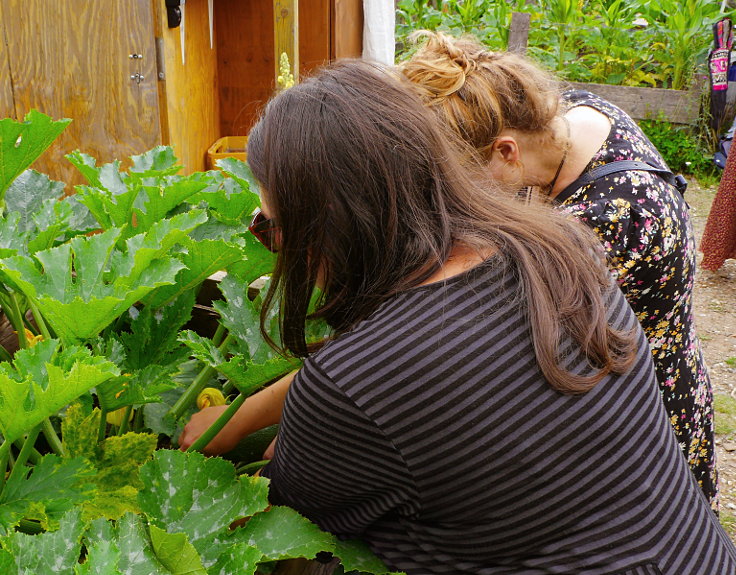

{"left": 0, "top": 0, "right": 363, "bottom": 185}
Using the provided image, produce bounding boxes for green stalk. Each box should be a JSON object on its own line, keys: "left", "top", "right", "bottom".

{"left": 42, "top": 418, "right": 63, "bottom": 456}
{"left": 6, "top": 425, "right": 41, "bottom": 487}
{"left": 117, "top": 405, "right": 133, "bottom": 435}
{"left": 168, "top": 333, "right": 233, "bottom": 420}
{"left": 9, "top": 292, "right": 28, "bottom": 350}
{"left": 211, "top": 323, "right": 226, "bottom": 347}
{"left": 186, "top": 393, "right": 246, "bottom": 453}
{"left": 0, "top": 441, "right": 11, "bottom": 494}
{"left": 0, "top": 343, "right": 12, "bottom": 363}
{"left": 98, "top": 408, "right": 108, "bottom": 443}
{"left": 238, "top": 459, "right": 269, "bottom": 476}
{"left": 28, "top": 300, "right": 52, "bottom": 341}
{"left": 13, "top": 439, "right": 41, "bottom": 465}
{"left": 17, "top": 519, "right": 44, "bottom": 534}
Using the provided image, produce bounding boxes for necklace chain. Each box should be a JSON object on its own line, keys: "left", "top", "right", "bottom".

{"left": 546, "top": 116, "right": 571, "bottom": 196}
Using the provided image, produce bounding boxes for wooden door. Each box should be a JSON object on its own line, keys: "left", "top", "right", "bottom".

{"left": 0, "top": 0, "right": 161, "bottom": 186}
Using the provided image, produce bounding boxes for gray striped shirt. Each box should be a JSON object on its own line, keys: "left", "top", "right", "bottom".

{"left": 263, "top": 255, "right": 736, "bottom": 574}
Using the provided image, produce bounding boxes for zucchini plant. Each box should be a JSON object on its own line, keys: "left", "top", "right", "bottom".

{"left": 0, "top": 111, "right": 399, "bottom": 574}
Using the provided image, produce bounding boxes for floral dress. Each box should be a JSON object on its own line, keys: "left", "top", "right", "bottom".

{"left": 555, "top": 90, "right": 717, "bottom": 508}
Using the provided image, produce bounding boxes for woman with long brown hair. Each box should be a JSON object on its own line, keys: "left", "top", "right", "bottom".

{"left": 182, "top": 59, "right": 735, "bottom": 574}
{"left": 401, "top": 31, "right": 717, "bottom": 509}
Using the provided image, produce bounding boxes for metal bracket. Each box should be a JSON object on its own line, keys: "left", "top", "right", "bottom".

{"left": 155, "top": 38, "right": 166, "bottom": 81}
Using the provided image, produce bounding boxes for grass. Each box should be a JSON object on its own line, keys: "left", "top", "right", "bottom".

{"left": 726, "top": 357, "right": 736, "bottom": 368}
{"left": 714, "top": 394, "right": 736, "bottom": 437}
{"left": 722, "top": 510, "right": 736, "bottom": 537}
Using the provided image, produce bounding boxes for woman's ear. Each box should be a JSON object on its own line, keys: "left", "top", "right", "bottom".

{"left": 491, "top": 135, "right": 520, "bottom": 164}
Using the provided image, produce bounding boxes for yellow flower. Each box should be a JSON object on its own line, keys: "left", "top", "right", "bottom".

{"left": 196, "top": 387, "right": 227, "bottom": 410}
{"left": 17, "top": 328, "right": 43, "bottom": 347}
{"left": 277, "top": 52, "right": 295, "bottom": 90}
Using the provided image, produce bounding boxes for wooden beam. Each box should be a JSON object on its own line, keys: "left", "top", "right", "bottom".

{"left": 274, "top": 0, "right": 299, "bottom": 82}
{"left": 332, "top": 0, "right": 363, "bottom": 59}
{"left": 567, "top": 78, "right": 704, "bottom": 125}
{"left": 507, "top": 12, "right": 530, "bottom": 55}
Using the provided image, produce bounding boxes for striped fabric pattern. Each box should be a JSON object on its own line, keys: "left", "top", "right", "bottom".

{"left": 263, "top": 256, "right": 736, "bottom": 574}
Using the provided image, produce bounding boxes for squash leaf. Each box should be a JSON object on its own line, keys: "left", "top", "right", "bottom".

{"left": 2, "top": 508, "right": 85, "bottom": 574}
{"left": 84, "top": 514, "right": 170, "bottom": 575}
{"left": 0, "top": 110, "right": 71, "bottom": 202}
{"left": 0, "top": 211, "right": 205, "bottom": 344}
{"left": 238, "top": 506, "right": 335, "bottom": 561}
{"left": 334, "top": 539, "right": 400, "bottom": 575}
{"left": 0, "top": 340, "right": 119, "bottom": 444}
{"left": 148, "top": 525, "right": 208, "bottom": 575}
{"left": 0, "top": 456, "right": 94, "bottom": 536}
{"left": 62, "top": 405, "right": 158, "bottom": 520}
{"left": 138, "top": 450, "right": 270, "bottom": 556}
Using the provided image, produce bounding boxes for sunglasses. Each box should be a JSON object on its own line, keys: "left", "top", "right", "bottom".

{"left": 249, "top": 210, "right": 280, "bottom": 252}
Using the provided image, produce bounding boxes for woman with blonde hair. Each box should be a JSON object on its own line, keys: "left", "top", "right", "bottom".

{"left": 401, "top": 31, "right": 717, "bottom": 508}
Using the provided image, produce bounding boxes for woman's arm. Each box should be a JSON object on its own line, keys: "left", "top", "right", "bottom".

{"left": 177, "top": 370, "right": 297, "bottom": 455}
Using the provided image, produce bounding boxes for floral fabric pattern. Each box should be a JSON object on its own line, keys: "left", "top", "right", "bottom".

{"left": 558, "top": 90, "right": 717, "bottom": 508}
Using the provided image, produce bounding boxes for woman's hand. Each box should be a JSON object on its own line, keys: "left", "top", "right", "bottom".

{"left": 178, "top": 405, "right": 241, "bottom": 455}
{"left": 177, "top": 369, "right": 298, "bottom": 455}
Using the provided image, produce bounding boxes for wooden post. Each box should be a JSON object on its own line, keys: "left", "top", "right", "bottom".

{"left": 274, "top": 0, "right": 299, "bottom": 82}
{"left": 508, "top": 12, "right": 530, "bottom": 54}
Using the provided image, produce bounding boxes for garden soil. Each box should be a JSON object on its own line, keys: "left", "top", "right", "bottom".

{"left": 688, "top": 181, "right": 736, "bottom": 538}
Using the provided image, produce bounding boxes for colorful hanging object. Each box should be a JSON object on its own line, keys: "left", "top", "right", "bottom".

{"left": 709, "top": 17, "right": 733, "bottom": 135}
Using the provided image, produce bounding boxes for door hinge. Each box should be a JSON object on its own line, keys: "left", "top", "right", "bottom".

{"left": 155, "top": 37, "right": 166, "bottom": 81}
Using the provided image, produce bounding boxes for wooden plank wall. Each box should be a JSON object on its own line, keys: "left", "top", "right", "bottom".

{"left": 216, "top": 0, "right": 362, "bottom": 138}
{"left": 0, "top": 0, "right": 162, "bottom": 186}
{"left": 0, "top": 1, "right": 15, "bottom": 120}
{"left": 155, "top": 0, "right": 220, "bottom": 173}
{"left": 333, "top": 0, "right": 363, "bottom": 59}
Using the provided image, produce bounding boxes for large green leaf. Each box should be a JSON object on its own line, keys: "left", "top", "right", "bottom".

{"left": 0, "top": 110, "right": 70, "bottom": 201}
{"left": 84, "top": 514, "right": 170, "bottom": 575}
{"left": 0, "top": 340, "right": 119, "bottom": 444}
{"left": 238, "top": 506, "right": 335, "bottom": 561}
{"left": 190, "top": 175, "right": 260, "bottom": 227}
{"left": 144, "top": 239, "right": 244, "bottom": 309}
{"left": 138, "top": 450, "right": 270, "bottom": 555}
{"left": 0, "top": 456, "right": 94, "bottom": 535}
{"left": 216, "top": 157, "right": 260, "bottom": 194}
{"left": 66, "top": 151, "right": 126, "bottom": 195}
{"left": 129, "top": 146, "right": 181, "bottom": 177}
{"left": 148, "top": 525, "right": 208, "bottom": 575}
{"left": 0, "top": 211, "right": 205, "bottom": 344}
{"left": 334, "top": 539, "right": 400, "bottom": 575}
{"left": 75, "top": 539, "right": 122, "bottom": 575}
{"left": 178, "top": 331, "right": 299, "bottom": 395}
{"left": 2, "top": 508, "right": 85, "bottom": 574}
{"left": 62, "top": 405, "right": 157, "bottom": 520}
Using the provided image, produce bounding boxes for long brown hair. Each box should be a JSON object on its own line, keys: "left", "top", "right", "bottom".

{"left": 400, "top": 31, "right": 561, "bottom": 164}
{"left": 247, "top": 59, "right": 634, "bottom": 394}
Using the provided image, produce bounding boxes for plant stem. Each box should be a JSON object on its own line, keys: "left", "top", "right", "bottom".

{"left": 168, "top": 333, "right": 233, "bottom": 420}
{"left": 13, "top": 439, "right": 41, "bottom": 465}
{"left": 212, "top": 323, "right": 226, "bottom": 347}
{"left": 28, "top": 300, "right": 52, "bottom": 340}
{"left": 17, "top": 519, "right": 44, "bottom": 534}
{"left": 186, "top": 393, "right": 246, "bottom": 453}
{"left": 42, "top": 418, "right": 63, "bottom": 455}
{"left": 237, "top": 459, "right": 269, "bottom": 476}
{"left": 118, "top": 405, "right": 133, "bottom": 435}
{"left": 7, "top": 425, "right": 41, "bottom": 487}
{"left": 9, "top": 293, "right": 27, "bottom": 349}
{"left": 0, "top": 343, "right": 12, "bottom": 363}
{"left": 98, "top": 408, "right": 108, "bottom": 443}
{"left": 0, "top": 441, "right": 10, "bottom": 494}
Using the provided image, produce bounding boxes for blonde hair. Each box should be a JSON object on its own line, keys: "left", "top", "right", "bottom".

{"left": 399, "top": 31, "right": 562, "bottom": 163}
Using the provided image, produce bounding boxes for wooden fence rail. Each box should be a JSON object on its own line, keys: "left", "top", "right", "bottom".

{"left": 507, "top": 12, "right": 704, "bottom": 125}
